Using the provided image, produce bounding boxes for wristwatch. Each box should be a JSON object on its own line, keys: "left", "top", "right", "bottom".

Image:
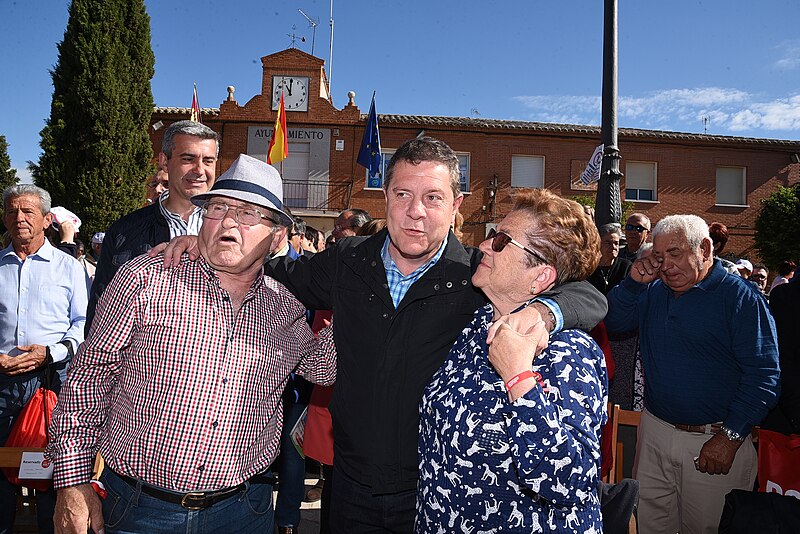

{"left": 720, "top": 425, "right": 746, "bottom": 442}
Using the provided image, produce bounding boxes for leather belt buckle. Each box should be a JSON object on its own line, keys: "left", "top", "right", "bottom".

{"left": 180, "top": 491, "right": 207, "bottom": 511}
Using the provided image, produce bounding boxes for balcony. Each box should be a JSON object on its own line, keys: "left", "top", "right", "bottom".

{"left": 283, "top": 179, "right": 354, "bottom": 212}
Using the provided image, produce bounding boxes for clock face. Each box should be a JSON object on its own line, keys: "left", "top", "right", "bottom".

{"left": 272, "top": 76, "right": 309, "bottom": 112}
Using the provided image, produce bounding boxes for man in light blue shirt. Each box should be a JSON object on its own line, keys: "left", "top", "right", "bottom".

{"left": 0, "top": 184, "right": 87, "bottom": 534}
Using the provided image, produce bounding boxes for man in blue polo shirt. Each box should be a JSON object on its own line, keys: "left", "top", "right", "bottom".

{"left": 606, "top": 214, "right": 779, "bottom": 534}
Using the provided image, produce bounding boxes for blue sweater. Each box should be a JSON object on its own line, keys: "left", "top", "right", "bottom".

{"left": 606, "top": 259, "right": 780, "bottom": 435}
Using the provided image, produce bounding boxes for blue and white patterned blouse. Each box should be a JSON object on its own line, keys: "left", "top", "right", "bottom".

{"left": 417, "top": 304, "right": 608, "bottom": 533}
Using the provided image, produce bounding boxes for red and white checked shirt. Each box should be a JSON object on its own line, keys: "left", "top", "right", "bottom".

{"left": 47, "top": 254, "right": 336, "bottom": 491}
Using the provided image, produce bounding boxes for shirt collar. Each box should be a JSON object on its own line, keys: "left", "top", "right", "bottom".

{"left": 380, "top": 233, "right": 449, "bottom": 278}
{"left": 1, "top": 238, "right": 55, "bottom": 262}
{"left": 158, "top": 190, "right": 201, "bottom": 221}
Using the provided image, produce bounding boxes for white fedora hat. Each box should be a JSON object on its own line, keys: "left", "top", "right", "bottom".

{"left": 192, "top": 154, "right": 292, "bottom": 226}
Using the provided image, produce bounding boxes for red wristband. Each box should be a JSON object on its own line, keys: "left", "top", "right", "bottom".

{"left": 505, "top": 370, "right": 536, "bottom": 391}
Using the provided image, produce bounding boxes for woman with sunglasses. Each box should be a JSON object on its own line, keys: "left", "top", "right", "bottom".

{"left": 416, "top": 188, "right": 607, "bottom": 533}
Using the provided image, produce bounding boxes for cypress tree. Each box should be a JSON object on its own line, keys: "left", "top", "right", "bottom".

{"left": 30, "top": 0, "right": 155, "bottom": 238}
{"left": 0, "top": 135, "right": 19, "bottom": 192}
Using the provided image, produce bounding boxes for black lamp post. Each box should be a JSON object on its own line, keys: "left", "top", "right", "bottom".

{"left": 595, "top": 0, "right": 624, "bottom": 228}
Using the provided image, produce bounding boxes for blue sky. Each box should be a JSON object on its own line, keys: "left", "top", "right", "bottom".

{"left": 2, "top": 0, "right": 799, "bottom": 183}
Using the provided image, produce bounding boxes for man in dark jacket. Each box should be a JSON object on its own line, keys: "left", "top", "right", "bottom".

{"left": 86, "top": 120, "right": 218, "bottom": 330}
{"left": 158, "top": 136, "right": 607, "bottom": 532}
{"left": 267, "top": 137, "right": 607, "bottom": 532}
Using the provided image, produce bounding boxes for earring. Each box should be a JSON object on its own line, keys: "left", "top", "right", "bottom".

{"left": 530, "top": 285, "right": 537, "bottom": 294}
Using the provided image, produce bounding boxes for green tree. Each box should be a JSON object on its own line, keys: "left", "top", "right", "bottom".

{"left": 29, "top": 0, "right": 155, "bottom": 238}
{"left": 568, "top": 194, "right": 636, "bottom": 224}
{"left": 0, "top": 135, "right": 20, "bottom": 192}
{"left": 754, "top": 185, "right": 800, "bottom": 268}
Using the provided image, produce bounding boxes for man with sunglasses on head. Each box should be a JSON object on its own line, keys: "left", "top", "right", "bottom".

{"left": 158, "top": 136, "right": 607, "bottom": 532}
{"left": 47, "top": 154, "right": 336, "bottom": 534}
{"left": 621, "top": 213, "right": 651, "bottom": 262}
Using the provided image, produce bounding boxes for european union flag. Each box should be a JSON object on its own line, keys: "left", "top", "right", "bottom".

{"left": 357, "top": 93, "right": 383, "bottom": 187}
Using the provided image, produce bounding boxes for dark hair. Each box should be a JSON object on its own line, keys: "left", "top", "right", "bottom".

{"left": 291, "top": 216, "right": 307, "bottom": 236}
{"left": 339, "top": 208, "right": 372, "bottom": 229}
{"left": 357, "top": 218, "right": 386, "bottom": 236}
{"left": 777, "top": 260, "right": 797, "bottom": 276}
{"left": 708, "top": 222, "right": 729, "bottom": 254}
{"left": 305, "top": 225, "right": 320, "bottom": 243}
{"left": 384, "top": 136, "right": 461, "bottom": 198}
{"left": 161, "top": 120, "right": 219, "bottom": 158}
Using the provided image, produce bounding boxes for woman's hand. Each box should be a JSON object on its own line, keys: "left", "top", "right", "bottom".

{"left": 488, "top": 319, "right": 547, "bottom": 401}
{"left": 147, "top": 235, "right": 200, "bottom": 268}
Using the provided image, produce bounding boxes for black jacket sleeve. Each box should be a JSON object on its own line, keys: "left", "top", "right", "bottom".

{"left": 540, "top": 280, "right": 608, "bottom": 332}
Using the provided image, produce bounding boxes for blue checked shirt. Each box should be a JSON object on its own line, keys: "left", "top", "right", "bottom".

{"left": 381, "top": 235, "right": 448, "bottom": 308}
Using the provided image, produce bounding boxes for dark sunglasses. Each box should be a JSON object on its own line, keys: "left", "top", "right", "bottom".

{"left": 625, "top": 223, "right": 649, "bottom": 233}
{"left": 486, "top": 228, "right": 548, "bottom": 264}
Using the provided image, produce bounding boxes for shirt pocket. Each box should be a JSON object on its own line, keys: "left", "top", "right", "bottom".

{"left": 35, "top": 283, "right": 71, "bottom": 320}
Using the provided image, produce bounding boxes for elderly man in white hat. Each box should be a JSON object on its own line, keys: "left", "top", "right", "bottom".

{"left": 47, "top": 154, "right": 336, "bottom": 534}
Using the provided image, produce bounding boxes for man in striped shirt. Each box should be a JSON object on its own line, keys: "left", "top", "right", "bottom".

{"left": 48, "top": 154, "right": 336, "bottom": 534}
{"left": 86, "top": 120, "right": 219, "bottom": 330}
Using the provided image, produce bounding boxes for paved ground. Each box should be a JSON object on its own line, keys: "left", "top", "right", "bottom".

{"left": 283, "top": 478, "right": 322, "bottom": 533}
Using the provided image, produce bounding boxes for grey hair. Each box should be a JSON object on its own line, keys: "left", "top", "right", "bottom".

{"left": 652, "top": 214, "right": 710, "bottom": 249}
{"left": 161, "top": 120, "right": 220, "bottom": 158}
{"left": 345, "top": 208, "right": 372, "bottom": 229}
{"left": 598, "top": 223, "right": 621, "bottom": 237}
{"left": 636, "top": 242, "right": 653, "bottom": 259}
{"left": 3, "top": 184, "right": 52, "bottom": 215}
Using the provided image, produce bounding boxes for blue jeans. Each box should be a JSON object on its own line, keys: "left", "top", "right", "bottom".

{"left": 100, "top": 469, "right": 274, "bottom": 534}
{"left": 329, "top": 463, "right": 416, "bottom": 534}
{"left": 274, "top": 398, "right": 308, "bottom": 527}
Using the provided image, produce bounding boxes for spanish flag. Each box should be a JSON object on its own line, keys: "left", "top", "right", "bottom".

{"left": 268, "top": 91, "right": 288, "bottom": 164}
{"left": 190, "top": 84, "right": 201, "bottom": 123}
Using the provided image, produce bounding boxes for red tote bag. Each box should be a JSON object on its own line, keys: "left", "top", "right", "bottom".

{"left": 758, "top": 428, "right": 800, "bottom": 500}
{"left": 2, "top": 385, "right": 57, "bottom": 491}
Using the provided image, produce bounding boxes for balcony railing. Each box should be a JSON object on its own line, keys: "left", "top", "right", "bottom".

{"left": 282, "top": 179, "right": 354, "bottom": 212}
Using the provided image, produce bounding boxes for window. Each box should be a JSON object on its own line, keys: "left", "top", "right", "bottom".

{"left": 366, "top": 150, "right": 470, "bottom": 194}
{"left": 716, "top": 166, "right": 746, "bottom": 206}
{"left": 365, "top": 150, "right": 394, "bottom": 189}
{"left": 511, "top": 155, "right": 544, "bottom": 188}
{"left": 457, "top": 154, "right": 470, "bottom": 193}
{"left": 625, "top": 161, "right": 657, "bottom": 201}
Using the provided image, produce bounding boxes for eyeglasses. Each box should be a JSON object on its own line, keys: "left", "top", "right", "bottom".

{"left": 625, "top": 223, "right": 649, "bottom": 233}
{"left": 202, "top": 201, "right": 277, "bottom": 226}
{"left": 750, "top": 274, "right": 767, "bottom": 282}
{"left": 486, "top": 228, "right": 548, "bottom": 264}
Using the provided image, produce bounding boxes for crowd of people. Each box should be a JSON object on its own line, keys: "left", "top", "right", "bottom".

{"left": 0, "top": 121, "right": 795, "bottom": 534}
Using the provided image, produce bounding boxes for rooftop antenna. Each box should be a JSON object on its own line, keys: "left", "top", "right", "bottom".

{"left": 328, "top": 0, "right": 334, "bottom": 95}
{"left": 288, "top": 24, "right": 305, "bottom": 49}
{"left": 298, "top": 9, "right": 319, "bottom": 55}
{"left": 702, "top": 115, "right": 710, "bottom": 134}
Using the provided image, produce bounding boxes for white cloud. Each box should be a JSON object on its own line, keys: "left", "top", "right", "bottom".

{"left": 11, "top": 161, "right": 33, "bottom": 184}
{"left": 774, "top": 40, "right": 800, "bottom": 70}
{"left": 513, "top": 87, "right": 800, "bottom": 137}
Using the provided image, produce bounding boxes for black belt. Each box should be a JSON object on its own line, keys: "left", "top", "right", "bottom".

{"left": 115, "top": 472, "right": 275, "bottom": 511}
{"left": 674, "top": 423, "right": 723, "bottom": 435}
